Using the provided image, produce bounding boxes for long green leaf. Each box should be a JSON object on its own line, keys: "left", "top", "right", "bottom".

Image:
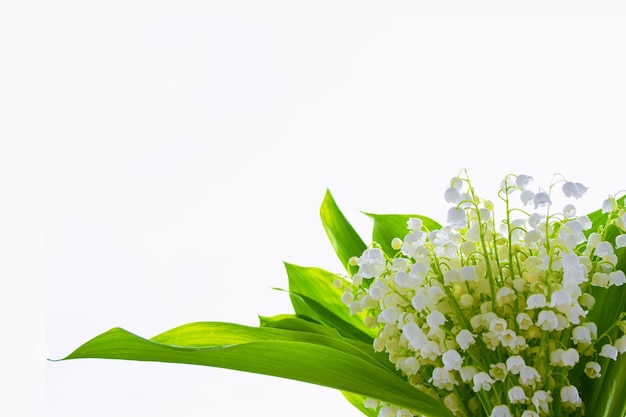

{"left": 288, "top": 290, "right": 375, "bottom": 343}
{"left": 61, "top": 323, "right": 453, "bottom": 417}
{"left": 320, "top": 189, "right": 367, "bottom": 272}
{"left": 259, "top": 314, "right": 342, "bottom": 337}
{"left": 587, "top": 351, "right": 626, "bottom": 417}
{"left": 581, "top": 239, "right": 626, "bottom": 416}
{"left": 259, "top": 314, "right": 395, "bottom": 373}
{"left": 365, "top": 213, "right": 441, "bottom": 257}
{"left": 285, "top": 263, "right": 375, "bottom": 340}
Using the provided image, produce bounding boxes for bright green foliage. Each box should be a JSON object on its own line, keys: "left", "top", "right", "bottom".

{"left": 365, "top": 213, "right": 441, "bottom": 257}
{"left": 63, "top": 322, "right": 452, "bottom": 417}
{"left": 284, "top": 263, "right": 376, "bottom": 342}
{"left": 577, "top": 198, "right": 626, "bottom": 417}
{"left": 320, "top": 189, "right": 367, "bottom": 272}
{"left": 59, "top": 186, "right": 626, "bottom": 417}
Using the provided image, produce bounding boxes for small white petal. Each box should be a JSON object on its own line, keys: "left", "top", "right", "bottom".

{"left": 515, "top": 174, "right": 533, "bottom": 189}
{"left": 562, "top": 182, "right": 588, "bottom": 199}
{"left": 596, "top": 241, "right": 614, "bottom": 257}
{"left": 442, "top": 349, "right": 463, "bottom": 371}
{"left": 563, "top": 204, "right": 577, "bottom": 217}
{"left": 533, "top": 191, "right": 552, "bottom": 209}
{"left": 526, "top": 293, "right": 547, "bottom": 309}
{"left": 444, "top": 187, "right": 461, "bottom": 204}
{"left": 600, "top": 344, "right": 618, "bottom": 360}
{"left": 520, "top": 190, "right": 535, "bottom": 205}
{"left": 447, "top": 207, "right": 468, "bottom": 228}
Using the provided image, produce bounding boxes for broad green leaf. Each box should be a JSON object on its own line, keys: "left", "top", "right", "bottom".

{"left": 320, "top": 189, "right": 367, "bottom": 272}
{"left": 586, "top": 351, "right": 626, "bottom": 417}
{"left": 259, "top": 314, "right": 396, "bottom": 373}
{"left": 582, "top": 242, "right": 626, "bottom": 415}
{"left": 562, "top": 208, "right": 626, "bottom": 404}
{"left": 587, "top": 227, "right": 626, "bottom": 336}
{"left": 285, "top": 263, "right": 376, "bottom": 340}
{"left": 365, "top": 213, "right": 442, "bottom": 257}
{"left": 259, "top": 314, "right": 342, "bottom": 338}
{"left": 61, "top": 323, "right": 453, "bottom": 417}
{"left": 288, "top": 291, "right": 375, "bottom": 343}
{"left": 587, "top": 265, "right": 626, "bottom": 336}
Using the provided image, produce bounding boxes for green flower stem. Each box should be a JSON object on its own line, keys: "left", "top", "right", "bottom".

{"left": 475, "top": 390, "right": 493, "bottom": 417}
{"left": 452, "top": 385, "right": 473, "bottom": 417}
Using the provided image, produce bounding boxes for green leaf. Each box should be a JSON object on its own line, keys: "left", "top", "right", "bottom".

{"left": 259, "top": 314, "right": 342, "bottom": 337}
{"left": 582, "top": 242, "right": 626, "bottom": 415}
{"left": 285, "top": 263, "right": 376, "bottom": 340}
{"left": 586, "top": 351, "right": 626, "bottom": 417}
{"left": 320, "top": 189, "right": 367, "bottom": 272}
{"left": 61, "top": 323, "right": 453, "bottom": 417}
{"left": 585, "top": 195, "right": 626, "bottom": 236}
{"left": 259, "top": 314, "right": 396, "bottom": 373}
{"left": 365, "top": 213, "right": 442, "bottom": 257}
{"left": 288, "top": 290, "right": 375, "bottom": 343}
{"left": 586, "top": 226, "right": 626, "bottom": 337}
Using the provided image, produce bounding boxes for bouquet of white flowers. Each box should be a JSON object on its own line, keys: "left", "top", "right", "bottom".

{"left": 59, "top": 171, "right": 626, "bottom": 417}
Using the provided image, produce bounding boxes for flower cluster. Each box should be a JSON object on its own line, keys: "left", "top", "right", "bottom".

{"left": 338, "top": 171, "right": 626, "bottom": 417}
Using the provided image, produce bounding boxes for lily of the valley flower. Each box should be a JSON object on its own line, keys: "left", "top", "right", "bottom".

{"left": 340, "top": 171, "right": 626, "bottom": 417}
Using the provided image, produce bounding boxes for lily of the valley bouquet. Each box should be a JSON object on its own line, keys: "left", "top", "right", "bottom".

{"left": 60, "top": 171, "right": 626, "bottom": 417}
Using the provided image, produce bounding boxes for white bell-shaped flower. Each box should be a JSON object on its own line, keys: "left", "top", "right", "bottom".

{"left": 600, "top": 344, "right": 618, "bottom": 360}
{"left": 447, "top": 207, "right": 468, "bottom": 228}
{"left": 526, "top": 293, "right": 547, "bottom": 309}
{"left": 444, "top": 187, "right": 461, "bottom": 204}
{"left": 615, "top": 335, "right": 626, "bottom": 353}
{"left": 572, "top": 325, "right": 592, "bottom": 344}
{"left": 533, "top": 191, "right": 552, "bottom": 209}
{"left": 426, "top": 310, "right": 446, "bottom": 329}
{"left": 516, "top": 174, "right": 533, "bottom": 189}
{"left": 442, "top": 349, "right": 463, "bottom": 371}
{"left": 560, "top": 385, "right": 583, "bottom": 408}
{"left": 562, "top": 181, "right": 588, "bottom": 199}
{"left": 609, "top": 270, "right": 626, "bottom": 286}
{"left": 357, "top": 248, "right": 386, "bottom": 278}
{"left": 531, "top": 390, "right": 552, "bottom": 414}
{"left": 455, "top": 329, "right": 476, "bottom": 350}
{"left": 563, "top": 203, "right": 577, "bottom": 217}
{"left": 584, "top": 361, "right": 602, "bottom": 378}
{"left": 561, "top": 348, "right": 580, "bottom": 366}
{"left": 472, "top": 372, "right": 495, "bottom": 392}
{"left": 519, "top": 365, "right": 541, "bottom": 386}
{"left": 490, "top": 405, "right": 512, "bottom": 417}
{"left": 508, "top": 386, "right": 528, "bottom": 404}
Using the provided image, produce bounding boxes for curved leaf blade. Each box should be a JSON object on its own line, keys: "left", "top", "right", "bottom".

{"left": 320, "top": 189, "right": 367, "bottom": 271}
{"left": 285, "top": 263, "right": 376, "bottom": 339}
{"left": 259, "top": 314, "right": 342, "bottom": 337}
{"left": 288, "top": 290, "right": 375, "bottom": 343}
{"left": 262, "top": 314, "right": 395, "bottom": 374}
{"left": 61, "top": 324, "right": 453, "bottom": 417}
{"left": 586, "top": 352, "right": 626, "bottom": 417}
{"left": 365, "top": 213, "right": 441, "bottom": 257}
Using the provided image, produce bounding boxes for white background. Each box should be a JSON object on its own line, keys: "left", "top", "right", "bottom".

{"left": 3, "top": 1, "right": 626, "bottom": 416}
